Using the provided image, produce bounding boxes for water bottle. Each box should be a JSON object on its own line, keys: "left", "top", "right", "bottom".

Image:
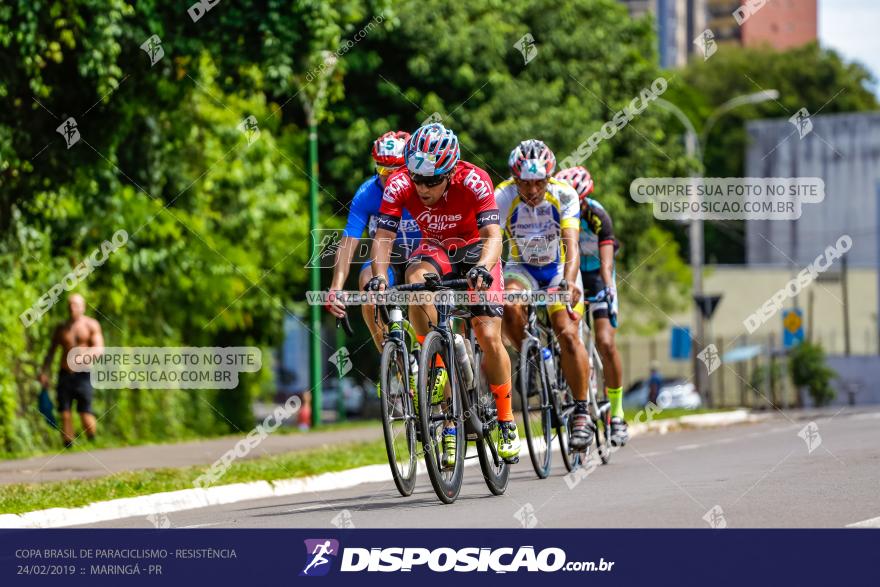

{"left": 453, "top": 334, "right": 474, "bottom": 390}
{"left": 409, "top": 353, "right": 419, "bottom": 380}
{"left": 541, "top": 347, "right": 555, "bottom": 376}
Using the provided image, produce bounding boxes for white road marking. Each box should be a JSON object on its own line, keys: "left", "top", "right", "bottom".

{"left": 676, "top": 444, "right": 702, "bottom": 451}
{"left": 846, "top": 515, "right": 880, "bottom": 528}
{"left": 180, "top": 521, "right": 226, "bottom": 529}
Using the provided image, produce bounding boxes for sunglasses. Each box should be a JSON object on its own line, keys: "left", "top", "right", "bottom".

{"left": 376, "top": 165, "right": 399, "bottom": 177}
{"left": 409, "top": 172, "right": 448, "bottom": 187}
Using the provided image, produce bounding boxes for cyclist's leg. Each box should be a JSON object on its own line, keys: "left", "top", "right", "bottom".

{"left": 471, "top": 264, "right": 520, "bottom": 459}
{"left": 549, "top": 305, "right": 589, "bottom": 402}
{"left": 501, "top": 263, "right": 535, "bottom": 351}
{"left": 547, "top": 268, "right": 589, "bottom": 402}
{"left": 586, "top": 270, "right": 622, "bottom": 405}
{"left": 585, "top": 270, "right": 628, "bottom": 443}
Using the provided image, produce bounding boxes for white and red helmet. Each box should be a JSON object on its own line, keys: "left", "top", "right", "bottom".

{"left": 405, "top": 123, "right": 460, "bottom": 176}
{"left": 555, "top": 166, "right": 594, "bottom": 201}
{"left": 372, "top": 130, "right": 410, "bottom": 170}
{"left": 509, "top": 139, "right": 556, "bottom": 180}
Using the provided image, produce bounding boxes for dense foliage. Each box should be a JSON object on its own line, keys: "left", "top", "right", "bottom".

{"left": 2, "top": 1, "right": 872, "bottom": 454}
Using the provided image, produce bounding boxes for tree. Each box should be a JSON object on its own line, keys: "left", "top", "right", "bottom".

{"left": 664, "top": 43, "right": 879, "bottom": 263}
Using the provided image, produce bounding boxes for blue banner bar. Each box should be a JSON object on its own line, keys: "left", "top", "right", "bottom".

{"left": 1, "top": 529, "right": 876, "bottom": 585}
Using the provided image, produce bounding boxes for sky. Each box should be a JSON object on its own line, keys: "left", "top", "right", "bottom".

{"left": 819, "top": 0, "right": 880, "bottom": 95}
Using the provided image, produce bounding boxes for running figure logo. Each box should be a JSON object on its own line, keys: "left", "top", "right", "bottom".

{"left": 56, "top": 117, "right": 80, "bottom": 149}
{"left": 300, "top": 539, "right": 340, "bottom": 577}
{"left": 140, "top": 34, "right": 165, "bottom": 67}
{"left": 693, "top": 29, "right": 717, "bottom": 61}
{"left": 788, "top": 108, "right": 814, "bottom": 139}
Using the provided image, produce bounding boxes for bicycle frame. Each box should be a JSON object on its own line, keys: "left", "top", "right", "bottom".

{"left": 580, "top": 309, "right": 610, "bottom": 422}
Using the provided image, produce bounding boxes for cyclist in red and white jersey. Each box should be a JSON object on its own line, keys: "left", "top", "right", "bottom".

{"left": 370, "top": 123, "right": 520, "bottom": 463}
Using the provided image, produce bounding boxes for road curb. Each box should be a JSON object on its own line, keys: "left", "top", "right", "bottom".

{"left": 0, "top": 410, "right": 762, "bottom": 528}
{"left": 0, "top": 463, "right": 395, "bottom": 529}
{"left": 629, "top": 408, "right": 769, "bottom": 437}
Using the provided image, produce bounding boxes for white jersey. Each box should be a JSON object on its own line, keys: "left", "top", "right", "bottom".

{"left": 495, "top": 177, "right": 580, "bottom": 267}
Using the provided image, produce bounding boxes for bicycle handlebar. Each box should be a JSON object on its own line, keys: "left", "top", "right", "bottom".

{"left": 392, "top": 273, "right": 471, "bottom": 292}
{"left": 336, "top": 314, "right": 354, "bottom": 336}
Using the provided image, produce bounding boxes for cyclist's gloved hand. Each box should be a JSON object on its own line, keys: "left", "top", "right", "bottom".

{"left": 366, "top": 275, "right": 387, "bottom": 292}
{"left": 324, "top": 289, "right": 346, "bottom": 318}
{"left": 466, "top": 265, "right": 493, "bottom": 290}
{"left": 603, "top": 286, "right": 618, "bottom": 328}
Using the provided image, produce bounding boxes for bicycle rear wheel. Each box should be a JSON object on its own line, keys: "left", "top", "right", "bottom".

{"left": 418, "top": 331, "right": 465, "bottom": 504}
{"left": 471, "top": 343, "right": 509, "bottom": 495}
{"left": 379, "top": 342, "right": 418, "bottom": 496}
{"left": 519, "top": 337, "right": 552, "bottom": 479}
{"left": 554, "top": 360, "right": 583, "bottom": 472}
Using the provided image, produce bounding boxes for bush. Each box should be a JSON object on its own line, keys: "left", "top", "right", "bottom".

{"left": 788, "top": 342, "right": 836, "bottom": 407}
{"left": 750, "top": 359, "right": 783, "bottom": 394}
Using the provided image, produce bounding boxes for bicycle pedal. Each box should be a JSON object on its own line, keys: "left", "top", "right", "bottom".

{"left": 503, "top": 456, "right": 519, "bottom": 465}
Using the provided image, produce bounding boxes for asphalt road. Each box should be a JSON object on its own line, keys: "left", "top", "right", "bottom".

{"left": 79, "top": 408, "right": 880, "bottom": 529}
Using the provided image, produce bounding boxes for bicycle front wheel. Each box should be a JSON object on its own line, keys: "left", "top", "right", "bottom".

{"left": 519, "top": 337, "right": 552, "bottom": 479}
{"left": 379, "top": 341, "right": 418, "bottom": 496}
{"left": 471, "top": 344, "right": 509, "bottom": 495}
{"left": 418, "top": 331, "right": 465, "bottom": 504}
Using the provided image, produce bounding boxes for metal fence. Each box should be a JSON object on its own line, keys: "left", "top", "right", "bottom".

{"left": 618, "top": 327, "right": 880, "bottom": 409}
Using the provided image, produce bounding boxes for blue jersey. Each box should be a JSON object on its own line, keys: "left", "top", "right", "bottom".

{"left": 343, "top": 175, "right": 420, "bottom": 256}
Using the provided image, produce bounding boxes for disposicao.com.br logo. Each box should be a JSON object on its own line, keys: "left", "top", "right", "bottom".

{"left": 301, "top": 542, "right": 614, "bottom": 575}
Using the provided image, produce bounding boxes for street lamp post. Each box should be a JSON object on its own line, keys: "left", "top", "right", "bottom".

{"left": 300, "top": 51, "right": 338, "bottom": 428}
{"left": 654, "top": 90, "right": 779, "bottom": 404}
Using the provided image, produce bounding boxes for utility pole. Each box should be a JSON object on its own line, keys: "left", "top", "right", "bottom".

{"left": 654, "top": 90, "right": 778, "bottom": 405}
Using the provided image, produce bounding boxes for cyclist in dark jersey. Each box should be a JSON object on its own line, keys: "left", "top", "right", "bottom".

{"left": 325, "top": 131, "right": 421, "bottom": 350}
{"left": 371, "top": 123, "right": 520, "bottom": 463}
{"left": 556, "top": 166, "right": 628, "bottom": 447}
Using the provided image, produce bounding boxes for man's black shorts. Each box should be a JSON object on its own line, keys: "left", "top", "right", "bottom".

{"left": 57, "top": 371, "right": 94, "bottom": 414}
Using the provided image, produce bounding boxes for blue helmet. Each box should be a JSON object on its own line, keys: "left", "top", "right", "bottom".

{"left": 404, "top": 123, "right": 460, "bottom": 176}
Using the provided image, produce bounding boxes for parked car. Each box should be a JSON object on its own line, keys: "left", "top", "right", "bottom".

{"left": 623, "top": 377, "right": 703, "bottom": 410}
{"left": 321, "top": 377, "right": 368, "bottom": 416}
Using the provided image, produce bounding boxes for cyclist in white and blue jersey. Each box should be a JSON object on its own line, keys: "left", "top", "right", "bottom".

{"left": 497, "top": 140, "right": 595, "bottom": 451}
{"left": 556, "top": 166, "right": 627, "bottom": 447}
{"left": 325, "top": 131, "right": 421, "bottom": 350}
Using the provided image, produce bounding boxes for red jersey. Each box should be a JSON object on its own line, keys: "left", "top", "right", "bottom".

{"left": 377, "top": 161, "right": 500, "bottom": 250}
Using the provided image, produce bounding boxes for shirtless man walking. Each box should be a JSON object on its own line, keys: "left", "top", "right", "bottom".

{"left": 38, "top": 294, "right": 104, "bottom": 447}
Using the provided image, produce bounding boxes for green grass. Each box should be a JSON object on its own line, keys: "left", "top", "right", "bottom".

{"left": 0, "top": 418, "right": 380, "bottom": 461}
{"left": 622, "top": 407, "right": 735, "bottom": 422}
{"left": 0, "top": 438, "right": 389, "bottom": 515}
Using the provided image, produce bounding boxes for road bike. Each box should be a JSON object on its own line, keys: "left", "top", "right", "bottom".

{"left": 579, "top": 299, "right": 612, "bottom": 465}
{"left": 517, "top": 283, "right": 611, "bottom": 478}
{"left": 338, "top": 296, "right": 421, "bottom": 497}
{"left": 405, "top": 273, "right": 510, "bottom": 504}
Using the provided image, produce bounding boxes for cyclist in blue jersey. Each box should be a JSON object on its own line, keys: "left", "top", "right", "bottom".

{"left": 325, "top": 131, "right": 421, "bottom": 350}
{"left": 556, "top": 166, "right": 628, "bottom": 447}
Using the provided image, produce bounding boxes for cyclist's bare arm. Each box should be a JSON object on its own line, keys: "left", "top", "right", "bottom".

{"left": 476, "top": 224, "right": 503, "bottom": 274}
{"left": 370, "top": 227, "right": 396, "bottom": 286}
{"left": 329, "top": 236, "right": 360, "bottom": 291}
{"left": 599, "top": 243, "right": 614, "bottom": 286}
{"left": 562, "top": 226, "right": 581, "bottom": 305}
